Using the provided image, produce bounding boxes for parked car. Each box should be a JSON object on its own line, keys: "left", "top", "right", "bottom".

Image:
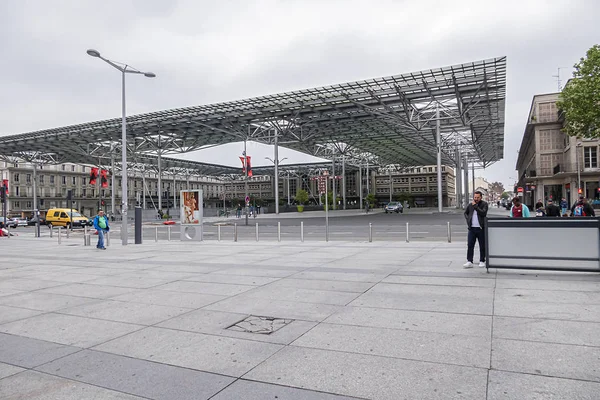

{"left": 385, "top": 201, "right": 403, "bottom": 213}
{"left": 0, "top": 217, "right": 18, "bottom": 229}
{"left": 46, "top": 208, "right": 93, "bottom": 228}
{"left": 13, "top": 218, "right": 28, "bottom": 227}
{"left": 27, "top": 216, "right": 46, "bottom": 226}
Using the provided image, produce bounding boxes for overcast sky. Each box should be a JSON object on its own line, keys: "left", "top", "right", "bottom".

{"left": 1, "top": 0, "right": 599, "bottom": 188}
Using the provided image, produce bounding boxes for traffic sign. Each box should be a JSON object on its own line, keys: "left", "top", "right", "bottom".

{"left": 245, "top": 195, "right": 250, "bottom": 204}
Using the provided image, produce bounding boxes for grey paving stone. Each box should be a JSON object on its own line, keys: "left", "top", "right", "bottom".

{"left": 292, "top": 323, "right": 491, "bottom": 368}
{"left": 245, "top": 346, "right": 488, "bottom": 399}
{"left": 35, "top": 283, "right": 136, "bottom": 299}
{"left": 290, "top": 270, "right": 387, "bottom": 283}
{"left": 157, "top": 309, "right": 317, "bottom": 345}
{"left": 183, "top": 273, "right": 280, "bottom": 286}
{"left": 36, "top": 349, "right": 235, "bottom": 400}
{"left": 211, "top": 267, "right": 298, "bottom": 278}
{"left": 488, "top": 370, "right": 600, "bottom": 400}
{"left": 266, "top": 278, "right": 374, "bottom": 293}
{"left": 382, "top": 275, "right": 496, "bottom": 287}
{"left": 0, "top": 370, "right": 145, "bottom": 399}
{"left": 25, "top": 271, "right": 105, "bottom": 283}
{"left": 0, "top": 362, "right": 25, "bottom": 379}
{"left": 492, "top": 338, "right": 600, "bottom": 382}
{"left": 324, "top": 306, "right": 492, "bottom": 337}
{"left": 204, "top": 295, "right": 342, "bottom": 321}
{"left": 59, "top": 299, "right": 190, "bottom": 325}
{"left": 0, "top": 292, "right": 99, "bottom": 312}
{"left": 241, "top": 286, "right": 361, "bottom": 306}
{"left": 0, "top": 332, "right": 80, "bottom": 368}
{"left": 495, "top": 278, "right": 600, "bottom": 292}
{"left": 350, "top": 283, "right": 493, "bottom": 315}
{"left": 494, "top": 316, "right": 600, "bottom": 347}
{"left": 94, "top": 326, "right": 283, "bottom": 377}
{"left": 0, "top": 313, "right": 142, "bottom": 348}
{"left": 83, "top": 275, "right": 174, "bottom": 288}
{"left": 212, "top": 379, "right": 361, "bottom": 400}
{"left": 495, "top": 288, "right": 600, "bottom": 304}
{"left": 0, "top": 305, "right": 43, "bottom": 325}
{"left": 155, "top": 280, "right": 256, "bottom": 296}
{"left": 0, "top": 289, "right": 24, "bottom": 298}
{"left": 494, "top": 299, "right": 600, "bottom": 322}
{"left": 110, "top": 289, "right": 227, "bottom": 309}
{"left": 0, "top": 278, "right": 66, "bottom": 291}
{"left": 150, "top": 264, "right": 227, "bottom": 273}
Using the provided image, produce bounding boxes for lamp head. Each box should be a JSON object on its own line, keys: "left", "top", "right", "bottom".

{"left": 86, "top": 49, "right": 101, "bottom": 58}
{"left": 144, "top": 72, "right": 156, "bottom": 78}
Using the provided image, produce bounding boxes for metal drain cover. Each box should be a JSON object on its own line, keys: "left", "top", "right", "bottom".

{"left": 227, "top": 315, "right": 293, "bottom": 335}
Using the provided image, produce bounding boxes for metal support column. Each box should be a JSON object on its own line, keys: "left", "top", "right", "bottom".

{"left": 157, "top": 152, "right": 162, "bottom": 211}
{"left": 455, "top": 149, "right": 462, "bottom": 208}
{"left": 471, "top": 162, "right": 475, "bottom": 201}
{"left": 173, "top": 173, "right": 176, "bottom": 213}
{"left": 389, "top": 170, "right": 393, "bottom": 203}
{"left": 244, "top": 135, "right": 249, "bottom": 226}
{"left": 342, "top": 155, "right": 346, "bottom": 210}
{"left": 358, "top": 167, "right": 363, "bottom": 210}
{"left": 274, "top": 130, "right": 279, "bottom": 215}
{"left": 142, "top": 168, "right": 146, "bottom": 209}
{"left": 463, "top": 155, "right": 469, "bottom": 206}
{"left": 436, "top": 105, "right": 443, "bottom": 213}
{"left": 111, "top": 144, "right": 116, "bottom": 217}
{"left": 331, "top": 156, "right": 336, "bottom": 211}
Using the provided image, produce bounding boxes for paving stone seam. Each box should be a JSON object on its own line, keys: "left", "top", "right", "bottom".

{"left": 491, "top": 314, "right": 600, "bottom": 324}
{"left": 489, "top": 367, "right": 600, "bottom": 384}
{"left": 486, "top": 269, "right": 499, "bottom": 399}
{"left": 491, "top": 336, "right": 600, "bottom": 349}
{"left": 340, "top": 303, "right": 494, "bottom": 316}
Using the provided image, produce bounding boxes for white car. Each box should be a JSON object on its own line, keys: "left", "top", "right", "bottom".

{"left": 13, "top": 218, "right": 28, "bottom": 227}
{"left": 385, "top": 202, "right": 403, "bottom": 213}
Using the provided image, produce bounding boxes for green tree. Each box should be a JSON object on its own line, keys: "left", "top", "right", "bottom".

{"left": 501, "top": 191, "right": 510, "bottom": 200}
{"left": 394, "top": 192, "right": 412, "bottom": 204}
{"left": 557, "top": 44, "right": 600, "bottom": 138}
{"left": 366, "top": 193, "right": 376, "bottom": 206}
{"left": 295, "top": 189, "right": 309, "bottom": 205}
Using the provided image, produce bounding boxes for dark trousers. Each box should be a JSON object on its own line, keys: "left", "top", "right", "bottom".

{"left": 467, "top": 227, "right": 485, "bottom": 262}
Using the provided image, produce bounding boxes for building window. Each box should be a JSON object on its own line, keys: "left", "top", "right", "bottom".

{"left": 13, "top": 163, "right": 18, "bottom": 168}
{"left": 50, "top": 176, "right": 55, "bottom": 184}
{"left": 82, "top": 177, "right": 86, "bottom": 185}
{"left": 72, "top": 176, "right": 76, "bottom": 185}
{"left": 39, "top": 175, "right": 44, "bottom": 184}
{"left": 26, "top": 174, "right": 31, "bottom": 183}
{"left": 61, "top": 165, "right": 66, "bottom": 171}
{"left": 15, "top": 187, "right": 19, "bottom": 196}
{"left": 71, "top": 165, "right": 75, "bottom": 172}
{"left": 584, "top": 147, "right": 598, "bottom": 169}
{"left": 26, "top": 201, "right": 32, "bottom": 209}
{"left": 61, "top": 176, "right": 66, "bottom": 184}
{"left": 14, "top": 173, "right": 19, "bottom": 182}
{"left": 14, "top": 201, "right": 20, "bottom": 208}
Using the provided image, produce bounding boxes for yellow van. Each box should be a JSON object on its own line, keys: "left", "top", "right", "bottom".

{"left": 46, "top": 208, "right": 93, "bottom": 229}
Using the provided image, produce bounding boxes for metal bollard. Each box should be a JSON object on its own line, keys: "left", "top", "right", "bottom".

{"left": 84, "top": 225, "right": 88, "bottom": 237}
{"left": 155, "top": 227, "right": 158, "bottom": 242}
{"left": 58, "top": 227, "right": 62, "bottom": 244}
{"left": 369, "top": 223, "right": 372, "bottom": 243}
{"left": 66, "top": 228, "right": 70, "bottom": 239}
{"left": 6, "top": 225, "right": 10, "bottom": 239}
{"left": 300, "top": 221, "right": 304, "bottom": 242}
{"left": 106, "top": 231, "right": 110, "bottom": 247}
{"left": 277, "top": 222, "right": 281, "bottom": 242}
{"left": 405, "top": 222, "right": 409, "bottom": 243}
{"left": 234, "top": 223, "right": 238, "bottom": 242}
{"left": 50, "top": 227, "right": 53, "bottom": 238}
{"left": 218, "top": 225, "right": 221, "bottom": 241}
{"left": 255, "top": 223, "right": 259, "bottom": 242}
{"left": 447, "top": 221, "right": 452, "bottom": 243}
{"left": 167, "top": 226, "right": 171, "bottom": 241}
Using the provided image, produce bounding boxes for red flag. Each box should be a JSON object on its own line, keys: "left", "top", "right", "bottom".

{"left": 100, "top": 169, "right": 108, "bottom": 188}
{"left": 89, "top": 167, "right": 98, "bottom": 185}
{"left": 239, "top": 156, "right": 246, "bottom": 174}
{"left": 2, "top": 179, "right": 8, "bottom": 197}
{"left": 246, "top": 156, "right": 252, "bottom": 177}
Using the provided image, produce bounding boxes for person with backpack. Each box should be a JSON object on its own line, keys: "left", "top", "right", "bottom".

{"left": 559, "top": 198, "right": 568, "bottom": 217}
{"left": 509, "top": 197, "right": 530, "bottom": 218}
{"left": 93, "top": 210, "right": 110, "bottom": 250}
{"left": 571, "top": 196, "right": 595, "bottom": 217}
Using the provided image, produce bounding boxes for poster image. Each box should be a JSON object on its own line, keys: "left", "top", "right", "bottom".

{"left": 181, "top": 190, "right": 201, "bottom": 225}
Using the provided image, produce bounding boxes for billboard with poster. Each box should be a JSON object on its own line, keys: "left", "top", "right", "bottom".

{"left": 180, "top": 190, "right": 203, "bottom": 225}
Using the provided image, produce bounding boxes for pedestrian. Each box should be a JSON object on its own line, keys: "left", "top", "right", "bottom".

{"left": 571, "top": 196, "right": 595, "bottom": 217}
{"left": 236, "top": 204, "right": 242, "bottom": 218}
{"left": 463, "top": 190, "right": 488, "bottom": 268}
{"left": 545, "top": 199, "right": 561, "bottom": 217}
{"left": 93, "top": 210, "right": 110, "bottom": 250}
{"left": 509, "top": 197, "right": 530, "bottom": 218}
{"left": 559, "top": 197, "right": 568, "bottom": 217}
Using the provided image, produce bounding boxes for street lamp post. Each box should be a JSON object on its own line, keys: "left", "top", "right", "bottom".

{"left": 576, "top": 142, "right": 583, "bottom": 195}
{"left": 87, "top": 49, "right": 155, "bottom": 245}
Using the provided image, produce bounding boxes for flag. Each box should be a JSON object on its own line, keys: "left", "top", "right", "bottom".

{"left": 89, "top": 167, "right": 98, "bottom": 185}
{"left": 239, "top": 156, "right": 246, "bottom": 174}
{"left": 239, "top": 155, "right": 252, "bottom": 177}
{"left": 100, "top": 169, "right": 108, "bottom": 188}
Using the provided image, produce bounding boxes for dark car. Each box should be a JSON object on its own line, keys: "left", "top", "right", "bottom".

{"left": 28, "top": 216, "right": 46, "bottom": 226}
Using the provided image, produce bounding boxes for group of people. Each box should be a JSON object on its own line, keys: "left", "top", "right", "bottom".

{"left": 462, "top": 192, "right": 595, "bottom": 268}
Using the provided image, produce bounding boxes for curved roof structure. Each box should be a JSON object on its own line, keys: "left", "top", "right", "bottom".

{"left": 0, "top": 57, "right": 506, "bottom": 173}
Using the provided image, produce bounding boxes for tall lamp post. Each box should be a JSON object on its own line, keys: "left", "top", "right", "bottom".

{"left": 86, "top": 49, "right": 155, "bottom": 245}
{"left": 265, "top": 156, "right": 287, "bottom": 214}
{"left": 576, "top": 142, "right": 583, "bottom": 196}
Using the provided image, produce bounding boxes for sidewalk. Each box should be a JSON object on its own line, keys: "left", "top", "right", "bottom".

{"left": 1, "top": 238, "right": 598, "bottom": 399}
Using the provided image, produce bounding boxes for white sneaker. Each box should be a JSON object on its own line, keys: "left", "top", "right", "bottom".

{"left": 478, "top": 262, "right": 486, "bottom": 268}
{"left": 463, "top": 261, "right": 473, "bottom": 269}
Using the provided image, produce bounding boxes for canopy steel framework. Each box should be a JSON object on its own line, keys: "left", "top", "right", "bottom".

{"left": 0, "top": 57, "right": 506, "bottom": 173}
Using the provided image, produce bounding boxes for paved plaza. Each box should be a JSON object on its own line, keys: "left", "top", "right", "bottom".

{"left": 1, "top": 231, "right": 599, "bottom": 399}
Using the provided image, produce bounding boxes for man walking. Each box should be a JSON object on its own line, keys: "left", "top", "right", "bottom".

{"left": 559, "top": 197, "right": 568, "bottom": 217}
{"left": 463, "top": 191, "right": 488, "bottom": 268}
{"left": 93, "top": 210, "right": 110, "bottom": 250}
{"left": 545, "top": 199, "right": 562, "bottom": 217}
{"left": 571, "top": 196, "right": 595, "bottom": 217}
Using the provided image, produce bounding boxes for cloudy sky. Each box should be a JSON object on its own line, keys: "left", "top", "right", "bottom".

{"left": 1, "top": 0, "right": 599, "bottom": 188}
